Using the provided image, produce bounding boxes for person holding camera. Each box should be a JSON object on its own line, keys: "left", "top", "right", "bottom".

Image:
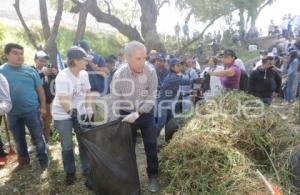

{"left": 33, "top": 51, "right": 57, "bottom": 143}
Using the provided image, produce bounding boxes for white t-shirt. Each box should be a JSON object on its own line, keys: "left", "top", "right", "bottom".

{"left": 52, "top": 68, "right": 91, "bottom": 120}
{"left": 235, "top": 59, "right": 246, "bottom": 71}
{"left": 202, "top": 65, "right": 224, "bottom": 99}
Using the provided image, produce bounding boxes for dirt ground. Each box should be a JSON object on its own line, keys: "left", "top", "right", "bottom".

{"left": 0, "top": 99, "right": 298, "bottom": 195}
{"left": 0, "top": 126, "right": 164, "bottom": 195}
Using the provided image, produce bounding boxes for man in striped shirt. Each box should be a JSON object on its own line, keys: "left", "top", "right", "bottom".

{"left": 111, "top": 41, "right": 159, "bottom": 193}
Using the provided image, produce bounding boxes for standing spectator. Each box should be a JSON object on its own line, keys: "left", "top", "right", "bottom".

{"left": 52, "top": 46, "right": 93, "bottom": 185}
{"left": 78, "top": 40, "right": 109, "bottom": 121}
{"left": 115, "top": 53, "right": 125, "bottom": 69}
{"left": 192, "top": 57, "right": 201, "bottom": 76}
{"left": 182, "top": 21, "right": 189, "bottom": 40}
{"left": 155, "top": 53, "right": 169, "bottom": 90}
{"left": 196, "top": 42, "right": 203, "bottom": 63}
{"left": 106, "top": 56, "right": 117, "bottom": 94}
{"left": 268, "top": 20, "right": 276, "bottom": 36}
{"left": 149, "top": 50, "right": 157, "bottom": 65}
{"left": 253, "top": 50, "right": 268, "bottom": 70}
{"left": 211, "top": 39, "right": 220, "bottom": 56}
{"left": 156, "top": 58, "right": 199, "bottom": 139}
{"left": 0, "top": 74, "right": 12, "bottom": 166}
{"left": 110, "top": 41, "right": 159, "bottom": 193}
{"left": 248, "top": 56, "right": 282, "bottom": 105}
{"left": 181, "top": 58, "right": 199, "bottom": 112}
{"left": 273, "top": 56, "right": 285, "bottom": 76}
{"left": 282, "top": 16, "right": 290, "bottom": 39}
{"left": 235, "top": 58, "right": 246, "bottom": 72}
{"left": 0, "top": 43, "right": 48, "bottom": 172}
{"left": 78, "top": 40, "right": 109, "bottom": 95}
{"left": 202, "top": 57, "right": 224, "bottom": 97}
{"left": 283, "top": 50, "right": 299, "bottom": 104}
{"left": 33, "top": 51, "right": 57, "bottom": 143}
{"left": 209, "top": 49, "right": 241, "bottom": 91}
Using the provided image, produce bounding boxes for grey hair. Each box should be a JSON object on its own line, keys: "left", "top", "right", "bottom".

{"left": 124, "top": 41, "right": 147, "bottom": 58}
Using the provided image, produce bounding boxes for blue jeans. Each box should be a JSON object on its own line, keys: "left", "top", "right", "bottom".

{"left": 54, "top": 118, "right": 89, "bottom": 174}
{"left": 156, "top": 109, "right": 173, "bottom": 138}
{"left": 284, "top": 76, "right": 298, "bottom": 102}
{"left": 7, "top": 109, "right": 48, "bottom": 165}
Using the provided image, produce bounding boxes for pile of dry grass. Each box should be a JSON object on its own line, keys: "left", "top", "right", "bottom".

{"left": 160, "top": 92, "right": 300, "bottom": 194}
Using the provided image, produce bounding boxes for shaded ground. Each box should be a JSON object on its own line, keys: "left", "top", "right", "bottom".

{"left": 0, "top": 127, "right": 164, "bottom": 195}
{"left": 0, "top": 98, "right": 298, "bottom": 194}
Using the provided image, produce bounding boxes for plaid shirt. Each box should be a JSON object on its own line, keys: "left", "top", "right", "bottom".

{"left": 110, "top": 63, "right": 158, "bottom": 114}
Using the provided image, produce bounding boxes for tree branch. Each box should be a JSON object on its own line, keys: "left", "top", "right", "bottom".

{"left": 257, "top": 0, "right": 272, "bottom": 15}
{"left": 185, "top": 10, "right": 193, "bottom": 23}
{"left": 176, "top": 15, "right": 222, "bottom": 56}
{"left": 73, "top": 1, "right": 88, "bottom": 44}
{"left": 45, "top": 0, "right": 64, "bottom": 50}
{"left": 103, "top": 0, "right": 111, "bottom": 15}
{"left": 84, "top": 0, "right": 144, "bottom": 42}
{"left": 39, "top": 0, "right": 51, "bottom": 39}
{"left": 157, "top": 0, "right": 169, "bottom": 11}
{"left": 13, "top": 0, "right": 40, "bottom": 50}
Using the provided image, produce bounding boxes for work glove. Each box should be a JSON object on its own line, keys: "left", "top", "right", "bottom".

{"left": 84, "top": 106, "right": 94, "bottom": 122}
{"left": 122, "top": 112, "right": 140, "bottom": 124}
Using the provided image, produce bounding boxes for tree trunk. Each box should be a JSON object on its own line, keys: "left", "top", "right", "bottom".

{"left": 238, "top": 8, "right": 245, "bottom": 37}
{"left": 44, "top": 0, "right": 64, "bottom": 66}
{"left": 13, "top": 0, "right": 41, "bottom": 50}
{"left": 73, "top": 1, "right": 88, "bottom": 45}
{"left": 85, "top": 0, "right": 144, "bottom": 43}
{"left": 138, "top": 0, "right": 165, "bottom": 52}
{"left": 39, "top": 0, "right": 51, "bottom": 40}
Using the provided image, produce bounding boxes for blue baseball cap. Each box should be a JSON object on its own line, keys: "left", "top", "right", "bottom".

{"left": 169, "top": 58, "right": 181, "bottom": 66}
{"left": 67, "top": 46, "right": 93, "bottom": 61}
{"left": 157, "top": 53, "right": 166, "bottom": 60}
{"left": 78, "top": 40, "right": 90, "bottom": 52}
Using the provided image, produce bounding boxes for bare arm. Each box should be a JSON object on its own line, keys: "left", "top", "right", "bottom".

{"left": 57, "top": 94, "right": 71, "bottom": 113}
{"left": 209, "top": 68, "right": 236, "bottom": 77}
{"left": 36, "top": 85, "right": 46, "bottom": 114}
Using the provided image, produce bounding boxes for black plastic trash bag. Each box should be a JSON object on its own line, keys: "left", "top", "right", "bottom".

{"left": 291, "top": 146, "right": 300, "bottom": 193}
{"left": 78, "top": 120, "right": 141, "bottom": 195}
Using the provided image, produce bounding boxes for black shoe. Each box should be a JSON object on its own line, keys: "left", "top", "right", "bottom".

{"left": 65, "top": 173, "right": 76, "bottom": 186}
{"left": 85, "top": 179, "right": 93, "bottom": 190}
{"left": 40, "top": 161, "right": 49, "bottom": 172}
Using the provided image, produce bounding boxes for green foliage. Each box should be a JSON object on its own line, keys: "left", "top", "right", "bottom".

{"left": 0, "top": 23, "right": 125, "bottom": 65}
{"left": 56, "top": 27, "right": 126, "bottom": 58}
{"left": 0, "top": 23, "right": 7, "bottom": 64}
{"left": 50, "top": 0, "right": 73, "bottom": 12}
{"left": 176, "top": 0, "right": 236, "bottom": 22}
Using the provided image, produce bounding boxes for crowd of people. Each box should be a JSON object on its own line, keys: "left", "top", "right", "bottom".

{"left": 0, "top": 35, "right": 299, "bottom": 193}
{"left": 268, "top": 14, "right": 300, "bottom": 38}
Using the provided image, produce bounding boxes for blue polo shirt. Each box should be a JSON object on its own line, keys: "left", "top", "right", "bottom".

{"left": 0, "top": 64, "right": 43, "bottom": 115}
{"left": 86, "top": 53, "right": 107, "bottom": 94}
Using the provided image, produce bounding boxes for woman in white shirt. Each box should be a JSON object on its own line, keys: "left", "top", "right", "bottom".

{"left": 202, "top": 57, "right": 224, "bottom": 99}
{"left": 52, "top": 46, "right": 93, "bottom": 186}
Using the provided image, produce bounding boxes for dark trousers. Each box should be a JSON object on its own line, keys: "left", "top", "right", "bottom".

{"left": 120, "top": 110, "right": 158, "bottom": 178}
